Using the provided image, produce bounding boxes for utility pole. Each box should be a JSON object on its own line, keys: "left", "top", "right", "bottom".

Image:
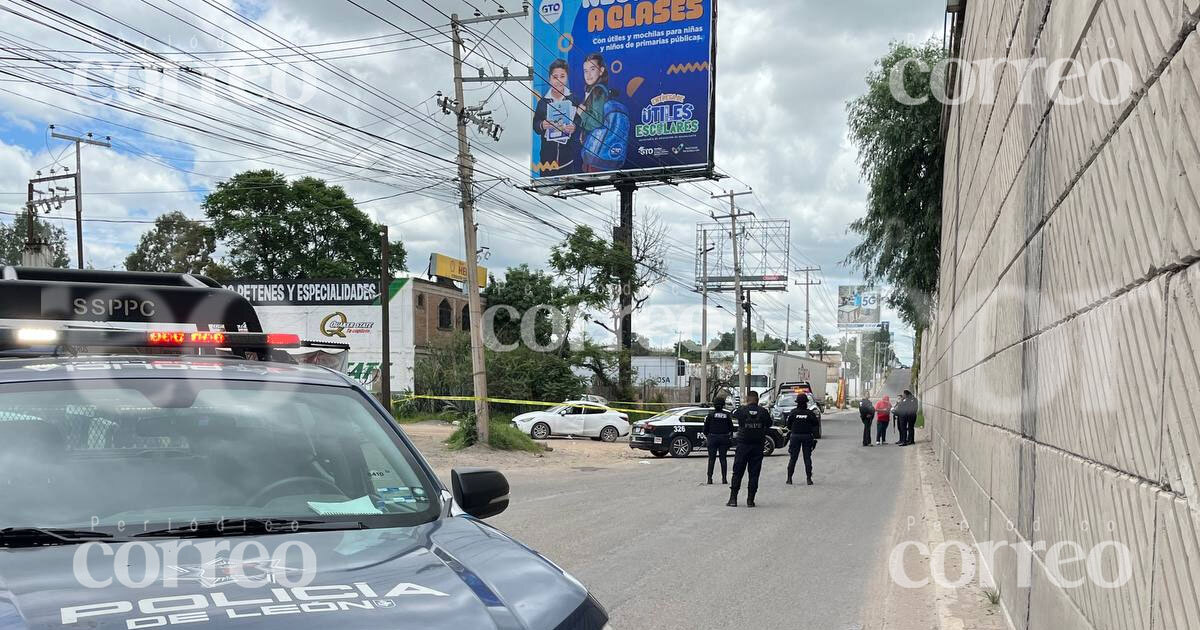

{"left": 50, "top": 127, "right": 110, "bottom": 268}
{"left": 784, "top": 304, "right": 790, "bottom": 351}
{"left": 711, "top": 190, "right": 754, "bottom": 401}
{"left": 700, "top": 234, "right": 714, "bottom": 404}
{"left": 445, "top": 9, "right": 530, "bottom": 444}
{"left": 794, "top": 266, "right": 821, "bottom": 352}
{"left": 379, "top": 225, "right": 392, "bottom": 412}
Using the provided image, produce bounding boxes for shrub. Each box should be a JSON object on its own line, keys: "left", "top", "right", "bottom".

{"left": 445, "top": 413, "right": 543, "bottom": 453}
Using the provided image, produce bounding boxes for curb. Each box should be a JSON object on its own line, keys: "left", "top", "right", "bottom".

{"left": 916, "top": 442, "right": 968, "bottom": 630}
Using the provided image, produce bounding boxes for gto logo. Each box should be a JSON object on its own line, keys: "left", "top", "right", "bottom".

{"left": 319, "top": 312, "right": 374, "bottom": 338}
{"left": 539, "top": 0, "right": 562, "bottom": 23}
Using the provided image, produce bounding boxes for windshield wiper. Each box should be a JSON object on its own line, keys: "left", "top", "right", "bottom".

{"left": 134, "top": 518, "right": 368, "bottom": 539}
{"left": 0, "top": 527, "right": 117, "bottom": 548}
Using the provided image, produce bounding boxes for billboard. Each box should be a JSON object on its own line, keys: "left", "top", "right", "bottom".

{"left": 838, "top": 286, "right": 882, "bottom": 329}
{"left": 428, "top": 253, "right": 487, "bottom": 287}
{"left": 530, "top": 0, "right": 715, "bottom": 183}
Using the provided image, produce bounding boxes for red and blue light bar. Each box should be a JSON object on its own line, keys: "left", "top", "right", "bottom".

{"left": 3, "top": 328, "right": 301, "bottom": 349}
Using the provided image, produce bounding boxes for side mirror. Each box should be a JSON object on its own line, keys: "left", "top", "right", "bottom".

{"left": 451, "top": 468, "right": 509, "bottom": 519}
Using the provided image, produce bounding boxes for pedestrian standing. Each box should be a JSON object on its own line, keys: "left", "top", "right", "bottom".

{"left": 897, "top": 390, "right": 919, "bottom": 446}
{"left": 703, "top": 397, "right": 735, "bottom": 485}
{"left": 859, "top": 396, "right": 874, "bottom": 447}
{"left": 785, "top": 394, "right": 819, "bottom": 485}
{"left": 727, "top": 391, "right": 770, "bottom": 508}
{"left": 874, "top": 395, "right": 892, "bottom": 445}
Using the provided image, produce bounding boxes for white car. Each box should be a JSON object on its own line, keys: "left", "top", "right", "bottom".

{"left": 512, "top": 401, "right": 631, "bottom": 442}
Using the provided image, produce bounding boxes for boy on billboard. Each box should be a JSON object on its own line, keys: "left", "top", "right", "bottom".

{"left": 532, "top": 58, "right": 581, "bottom": 175}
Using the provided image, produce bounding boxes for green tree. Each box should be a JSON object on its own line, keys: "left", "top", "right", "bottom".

{"left": 124, "top": 211, "right": 219, "bottom": 276}
{"left": 203, "top": 170, "right": 406, "bottom": 279}
{"left": 808, "top": 334, "right": 833, "bottom": 359}
{"left": 482, "top": 264, "right": 573, "bottom": 350}
{"left": 0, "top": 213, "right": 70, "bottom": 267}
{"left": 845, "top": 39, "right": 946, "bottom": 380}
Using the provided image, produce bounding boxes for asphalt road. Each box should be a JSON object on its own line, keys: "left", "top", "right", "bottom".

{"left": 490, "top": 371, "right": 916, "bottom": 630}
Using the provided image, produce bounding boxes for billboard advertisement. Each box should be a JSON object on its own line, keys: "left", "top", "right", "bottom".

{"left": 530, "top": 0, "right": 715, "bottom": 183}
{"left": 838, "top": 285, "right": 882, "bottom": 329}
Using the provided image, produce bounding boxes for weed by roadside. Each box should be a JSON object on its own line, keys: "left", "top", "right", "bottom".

{"left": 445, "top": 413, "right": 544, "bottom": 453}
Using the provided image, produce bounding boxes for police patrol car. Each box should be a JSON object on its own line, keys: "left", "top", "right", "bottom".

{"left": 0, "top": 268, "right": 608, "bottom": 630}
{"left": 628, "top": 406, "right": 789, "bottom": 458}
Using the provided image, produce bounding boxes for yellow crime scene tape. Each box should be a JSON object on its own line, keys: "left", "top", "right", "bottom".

{"left": 399, "top": 394, "right": 685, "bottom": 416}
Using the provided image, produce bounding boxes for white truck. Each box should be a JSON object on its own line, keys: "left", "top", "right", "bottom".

{"left": 632, "top": 355, "right": 690, "bottom": 388}
{"left": 769, "top": 352, "right": 828, "bottom": 405}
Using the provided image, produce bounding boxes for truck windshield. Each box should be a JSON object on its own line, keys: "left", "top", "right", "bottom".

{"left": 0, "top": 379, "right": 439, "bottom": 535}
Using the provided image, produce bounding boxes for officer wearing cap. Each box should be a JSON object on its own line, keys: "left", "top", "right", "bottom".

{"left": 727, "top": 391, "right": 770, "bottom": 508}
{"left": 703, "top": 397, "right": 735, "bottom": 485}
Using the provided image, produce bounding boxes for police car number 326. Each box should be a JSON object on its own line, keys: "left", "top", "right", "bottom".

{"left": 0, "top": 267, "right": 609, "bottom": 630}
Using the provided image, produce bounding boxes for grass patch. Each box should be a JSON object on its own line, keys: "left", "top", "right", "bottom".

{"left": 916, "top": 409, "right": 926, "bottom": 428}
{"left": 445, "top": 413, "right": 544, "bottom": 453}
{"left": 984, "top": 587, "right": 1001, "bottom": 606}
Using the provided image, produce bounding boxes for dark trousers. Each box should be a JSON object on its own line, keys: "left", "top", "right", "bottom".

{"left": 862, "top": 421, "right": 872, "bottom": 446}
{"left": 706, "top": 434, "right": 731, "bottom": 481}
{"left": 876, "top": 421, "right": 889, "bottom": 442}
{"left": 730, "top": 442, "right": 764, "bottom": 494}
{"left": 895, "top": 417, "right": 907, "bottom": 443}
{"left": 787, "top": 438, "right": 815, "bottom": 480}
{"left": 904, "top": 416, "right": 916, "bottom": 443}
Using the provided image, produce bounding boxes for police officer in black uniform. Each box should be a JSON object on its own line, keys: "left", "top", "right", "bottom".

{"left": 786, "top": 393, "right": 819, "bottom": 485}
{"left": 703, "top": 397, "right": 735, "bottom": 485}
{"left": 727, "top": 391, "right": 769, "bottom": 508}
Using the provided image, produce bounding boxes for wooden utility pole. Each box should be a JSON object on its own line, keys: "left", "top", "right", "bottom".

{"left": 445, "top": 9, "right": 529, "bottom": 443}
{"left": 711, "top": 190, "right": 754, "bottom": 401}
{"left": 380, "top": 225, "right": 392, "bottom": 412}
{"left": 794, "top": 266, "right": 821, "bottom": 352}
{"left": 50, "top": 127, "right": 110, "bottom": 268}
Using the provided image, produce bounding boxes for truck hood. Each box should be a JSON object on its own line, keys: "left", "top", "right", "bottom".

{"left": 0, "top": 518, "right": 604, "bottom": 629}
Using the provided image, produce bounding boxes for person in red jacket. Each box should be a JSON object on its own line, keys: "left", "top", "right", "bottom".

{"left": 874, "top": 395, "right": 892, "bottom": 445}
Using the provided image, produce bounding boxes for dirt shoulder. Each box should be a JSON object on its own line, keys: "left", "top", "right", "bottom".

{"left": 400, "top": 420, "right": 653, "bottom": 481}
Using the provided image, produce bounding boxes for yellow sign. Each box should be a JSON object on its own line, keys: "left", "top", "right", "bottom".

{"left": 429, "top": 253, "right": 487, "bottom": 287}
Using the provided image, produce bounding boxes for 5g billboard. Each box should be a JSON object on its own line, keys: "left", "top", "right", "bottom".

{"left": 838, "top": 285, "right": 882, "bottom": 329}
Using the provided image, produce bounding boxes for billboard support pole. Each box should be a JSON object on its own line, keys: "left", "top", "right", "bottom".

{"left": 711, "top": 190, "right": 754, "bottom": 401}
{"left": 380, "top": 225, "right": 392, "bottom": 412}
{"left": 616, "top": 182, "right": 636, "bottom": 396}
{"left": 700, "top": 233, "right": 713, "bottom": 404}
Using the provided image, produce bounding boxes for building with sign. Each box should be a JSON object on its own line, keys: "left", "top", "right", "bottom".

{"left": 225, "top": 274, "right": 489, "bottom": 393}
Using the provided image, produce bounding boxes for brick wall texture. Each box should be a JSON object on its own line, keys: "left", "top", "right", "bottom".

{"left": 921, "top": 1, "right": 1200, "bottom": 628}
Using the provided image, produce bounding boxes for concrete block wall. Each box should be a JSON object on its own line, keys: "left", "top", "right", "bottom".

{"left": 921, "top": 0, "right": 1200, "bottom": 628}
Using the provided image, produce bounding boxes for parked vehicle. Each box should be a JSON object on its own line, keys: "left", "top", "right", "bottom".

{"left": 512, "top": 400, "right": 631, "bottom": 442}
{"left": 628, "top": 406, "right": 788, "bottom": 458}
{"left": 769, "top": 386, "right": 823, "bottom": 438}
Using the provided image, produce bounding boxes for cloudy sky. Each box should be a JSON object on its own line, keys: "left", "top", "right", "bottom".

{"left": 0, "top": 0, "right": 945, "bottom": 363}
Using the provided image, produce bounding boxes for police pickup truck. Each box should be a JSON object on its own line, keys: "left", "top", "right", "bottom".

{"left": 628, "top": 406, "right": 789, "bottom": 458}
{"left": 0, "top": 268, "right": 608, "bottom": 630}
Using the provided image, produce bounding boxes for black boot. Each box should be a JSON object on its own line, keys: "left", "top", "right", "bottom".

{"left": 746, "top": 492, "right": 756, "bottom": 508}
{"left": 722, "top": 477, "right": 728, "bottom": 485}
{"left": 807, "top": 477, "right": 813, "bottom": 486}
{"left": 726, "top": 490, "right": 737, "bottom": 507}
{"left": 707, "top": 477, "right": 713, "bottom": 485}
{"left": 786, "top": 477, "right": 793, "bottom": 485}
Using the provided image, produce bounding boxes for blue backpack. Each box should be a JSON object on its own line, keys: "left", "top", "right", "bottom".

{"left": 582, "top": 91, "right": 629, "bottom": 172}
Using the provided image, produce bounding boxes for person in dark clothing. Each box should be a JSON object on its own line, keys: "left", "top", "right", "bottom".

{"left": 531, "top": 59, "right": 580, "bottom": 176}
{"left": 703, "top": 397, "right": 735, "bottom": 485}
{"left": 727, "top": 391, "right": 769, "bottom": 508}
{"left": 785, "top": 394, "right": 819, "bottom": 485}
{"left": 896, "top": 390, "right": 919, "bottom": 446}
{"left": 859, "top": 396, "right": 875, "bottom": 447}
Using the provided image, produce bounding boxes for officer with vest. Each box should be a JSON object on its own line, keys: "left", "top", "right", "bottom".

{"left": 786, "top": 393, "right": 820, "bottom": 485}
{"left": 703, "top": 397, "right": 735, "bottom": 485}
{"left": 727, "top": 391, "right": 770, "bottom": 508}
